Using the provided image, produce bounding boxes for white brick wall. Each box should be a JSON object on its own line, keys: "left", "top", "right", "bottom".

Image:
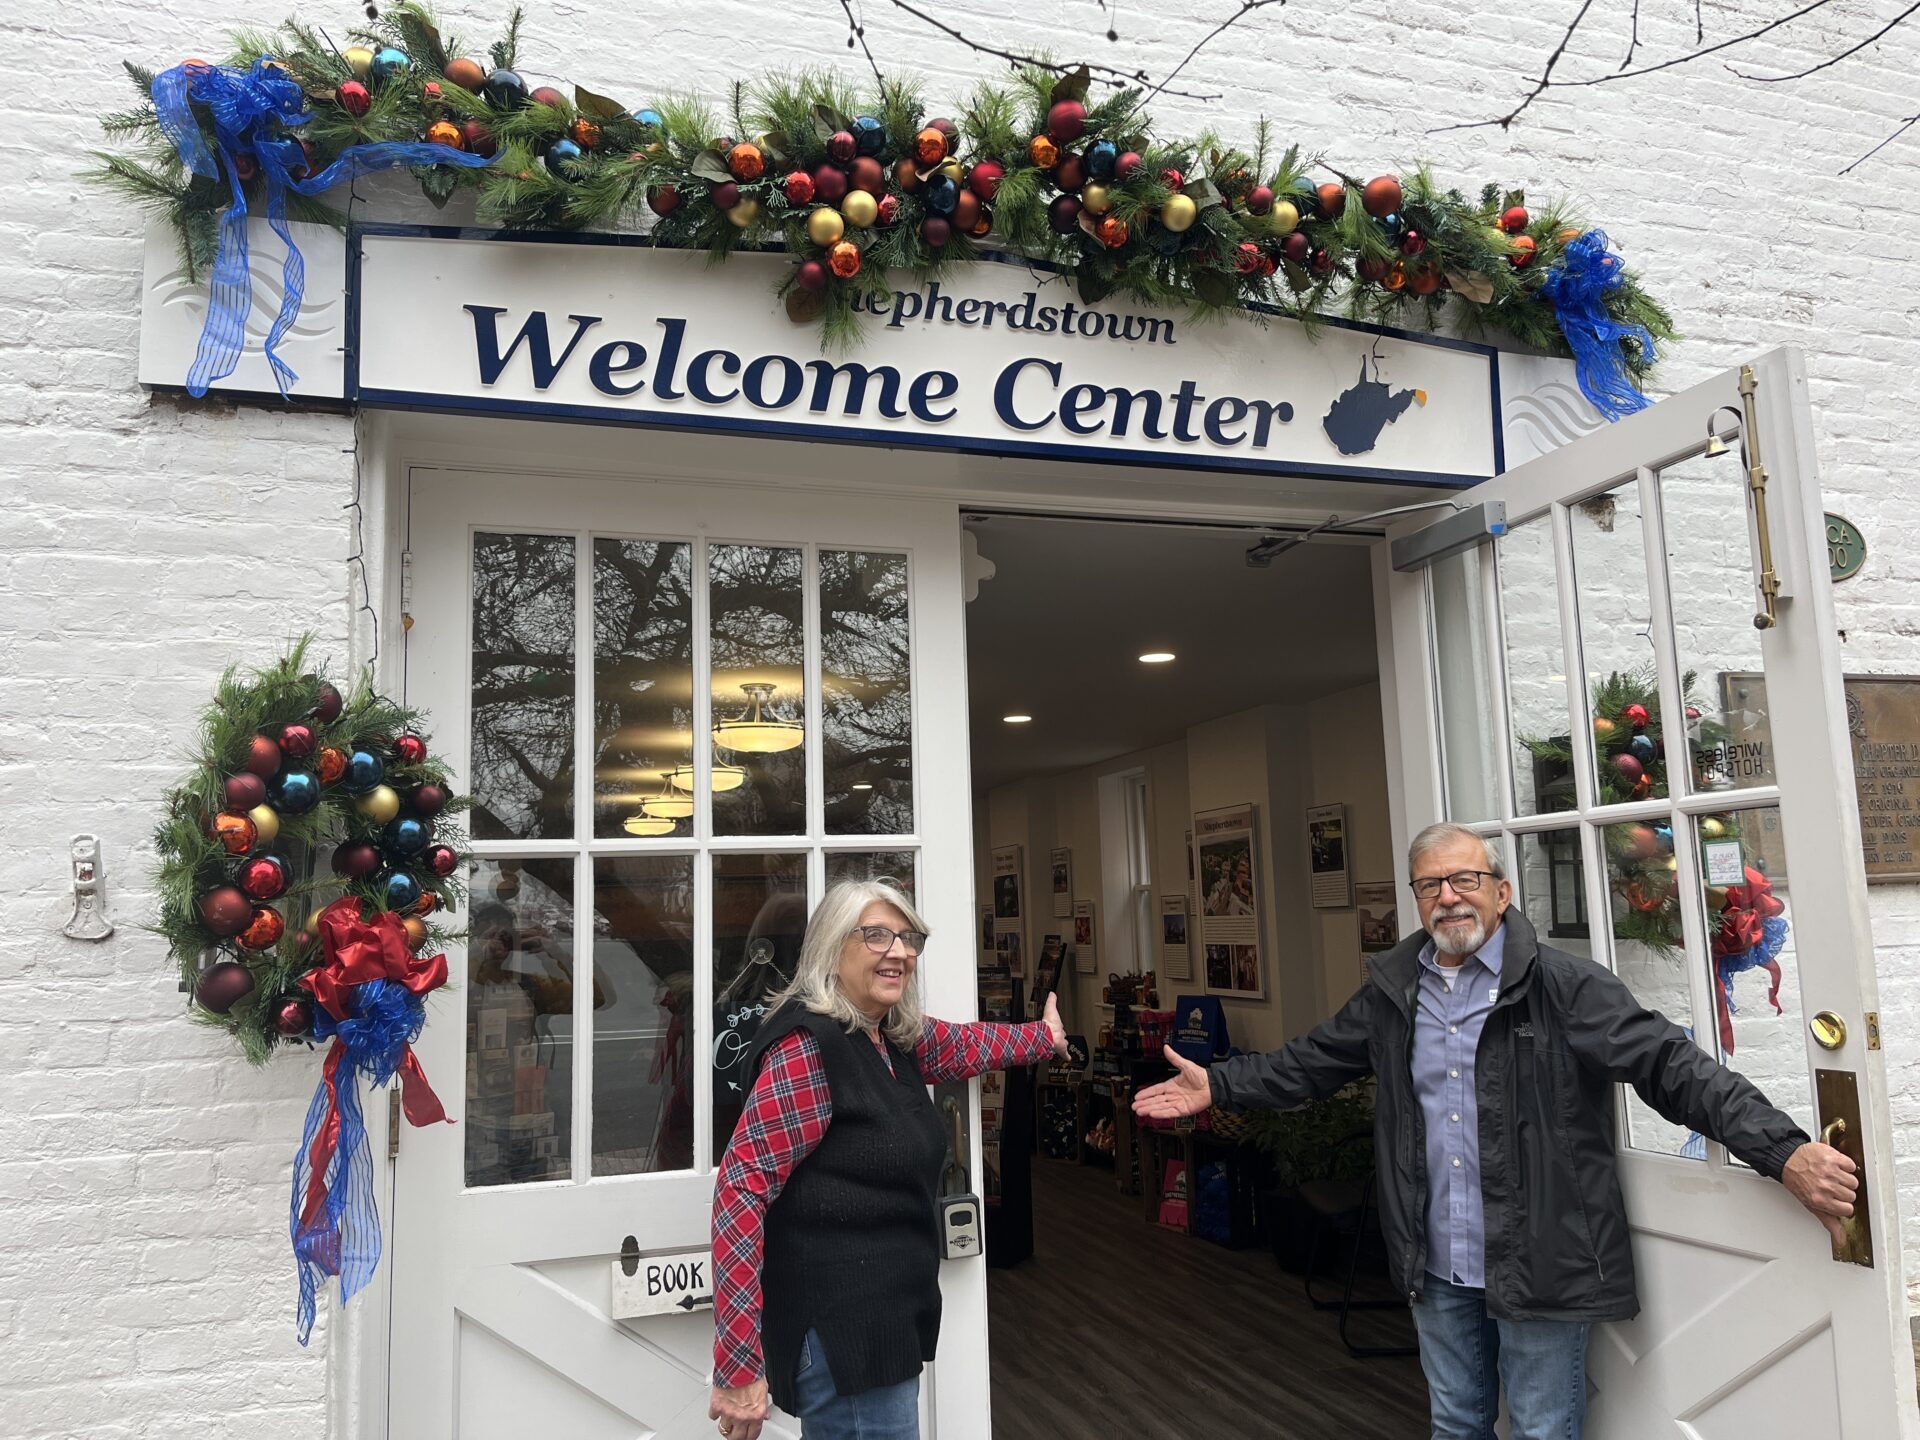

{"left": 4, "top": 1, "right": 1916, "bottom": 1433}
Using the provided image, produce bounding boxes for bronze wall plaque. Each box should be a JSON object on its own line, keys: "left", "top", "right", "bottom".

{"left": 1845, "top": 676, "right": 1920, "bottom": 883}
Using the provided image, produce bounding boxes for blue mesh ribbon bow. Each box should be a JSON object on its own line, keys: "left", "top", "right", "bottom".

{"left": 150, "top": 58, "right": 492, "bottom": 397}
{"left": 1537, "top": 230, "right": 1656, "bottom": 422}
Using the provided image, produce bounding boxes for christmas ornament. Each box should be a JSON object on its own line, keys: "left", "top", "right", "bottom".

{"left": 829, "top": 240, "right": 862, "bottom": 279}
{"left": 1097, "top": 216, "right": 1128, "bottom": 249}
{"left": 1613, "top": 753, "right": 1646, "bottom": 785}
{"left": 1161, "top": 193, "right": 1198, "bottom": 233}
{"left": 952, "top": 191, "right": 980, "bottom": 231}
{"left": 1629, "top": 735, "right": 1657, "bottom": 764}
{"left": 726, "top": 198, "right": 760, "bottom": 228}
{"left": 935, "top": 157, "right": 964, "bottom": 182}
{"left": 633, "top": 106, "right": 663, "bottom": 128}
{"left": 1356, "top": 256, "right": 1390, "bottom": 283}
{"left": 248, "top": 804, "right": 280, "bottom": 847}
{"left": 459, "top": 120, "right": 496, "bottom": 157}
{"left": 728, "top": 142, "right": 765, "bottom": 180}
{"left": 1685, "top": 706, "right": 1703, "bottom": 722}
{"left": 245, "top": 735, "right": 283, "bottom": 778}
{"left": 384, "top": 817, "right": 432, "bottom": 858}
{"left": 1501, "top": 205, "right": 1530, "bottom": 234}
{"left": 530, "top": 85, "right": 566, "bottom": 107}
{"left": 1381, "top": 264, "right": 1407, "bottom": 292}
{"left": 1593, "top": 716, "right": 1617, "bottom": 740}
{"left": 443, "top": 56, "right": 485, "bottom": 91}
{"left": 1316, "top": 182, "right": 1347, "bottom": 218}
{"left": 358, "top": 785, "right": 402, "bottom": 824}
{"left": 784, "top": 170, "right": 815, "bottom": 205}
{"left": 1701, "top": 817, "right": 1729, "bottom": 840}
{"left": 380, "top": 870, "right": 422, "bottom": 911}
{"left": 232, "top": 152, "right": 259, "bottom": 181}
{"left": 1310, "top": 247, "right": 1334, "bottom": 277}
{"left": 1267, "top": 200, "right": 1299, "bottom": 236}
{"left": 892, "top": 158, "right": 921, "bottom": 191}
{"left": 413, "top": 892, "right": 441, "bottom": 917}
{"left": 1362, "top": 175, "right": 1402, "bottom": 218}
{"left": 1086, "top": 140, "right": 1119, "bottom": 180}
{"left": 1654, "top": 824, "right": 1674, "bottom": 853}
{"left": 239, "top": 854, "right": 290, "bottom": 902}
{"left": 1080, "top": 183, "right": 1112, "bottom": 215}
{"left": 1401, "top": 230, "right": 1426, "bottom": 257}
{"left": 422, "top": 82, "right": 444, "bottom": 104}
{"left": 1280, "top": 231, "right": 1310, "bottom": 264}
{"left": 1047, "top": 195, "right": 1082, "bottom": 233}
{"left": 239, "top": 905, "right": 286, "bottom": 951}
{"left": 968, "top": 206, "right": 993, "bottom": 238}
{"left": 225, "top": 772, "right": 268, "bottom": 812}
{"left": 332, "top": 840, "right": 381, "bottom": 879}
{"left": 922, "top": 175, "right": 960, "bottom": 216}
{"left": 913, "top": 126, "right": 948, "bottom": 167}
{"left": 710, "top": 181, "right": 740, "bottom": 210}
{"left": 848, "top": 114, "right": 884, "bottom": 156}
{"left": 545, "top": 138, "right": 584, "bottom": 176}
{"left": 1625, "top": 879, "right": 1671, "bottom": 914}
{"left": 279, "top": 723, "right": 316, "bottom": 759}
{"left": 646, "top": 184, "right": 680, "bottom": 215}
{"left": 344, "top": 751, "right": 385, "bottom": 793}
{"left": 1116, "top": 151, "right": 1143, "bottom": 180}
{"left": 1027, "top": 135, "right": 1059, "bottom": 169}
{"left": 314, "top": 747, "right": 346, "bottom": 785}
{"left": 1627, "top": 823, "right": 1660, "bottom": 858}
{"left": 850, "top": 156, "right": 885, "bottom": 194}
{"left": 807, "top": 207, "right": 846, "bottom": 247}
{"left": 1409, "top": 266, "right": 1440, "bottom": 295}
{"left": 1235, "top": 242, "right": 1263, "bottom": 275}
{"left": 1509, "top": 235, "right": 1537, "bottom": 267}
{"left": 425, "top": 120, "right": 464, "bottom": 149}
{"left": 196, "top": 960, "right": 256, "bottom": 1014}
{"left": 272, "top": 996, "right": 313, "bottom": 1038}
{"left": 1245, "top": 185, "right": 1273, "bottom": 215}
{"left": 200, "top": 886, "right": 254, "bottom": 937}
{"left": 921, "top": 216, "right": 952, "bottom": 248}
{"left": 877, "top": 194, "right": 900, "bottom": 224}
{"left": 842, "top": 190, "right": 878, "bottom": 228}
{"left": 341, "top": 46, "right": 374, "bottom": 79}
{"left": 337, "top": 79, "right": 371, "bottom": 117}
{"left": 567, "top": 117, "right": 601, "bottom": 150}
{"left": 402, "top": 916, "right": 430, "bottom": 951}
{"left": 826, "top": 130, "right": 857, "bottom": 164}
{"left": 482, "top": 68, "right": 527, "bottom": 108}
{"left": 1160, "top": 167, "right": 1184, "bottom": 190}
{"left": 969, "top": 161, "right": 1004, "bottom": 200}
{"left": 369, "top": 47, "right": 409, "bottom": 86}
{"left": 272, "top": 770, "right": 320, "bottom": 815}
{"left": 812, "top": 165, "right": 848, "bottom": 203}
{"left": 1047, "top": 99, "right": 1086, "bottom": 143}
{"left": 1623, "top": 703, "right": 1650, "bottom": 730}
{"left": 796, "top": 258, "right": 828, "bottom": 292}
{"left": 1054, "top": 153, "right": 1086, "bottom": 192}
{"left": 213, "top": 811, "right": 259, "bottom": 855}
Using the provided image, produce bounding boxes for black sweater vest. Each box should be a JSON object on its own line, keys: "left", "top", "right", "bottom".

{"left": 743, "top": 1004, "right": 948, "bottom": 1414}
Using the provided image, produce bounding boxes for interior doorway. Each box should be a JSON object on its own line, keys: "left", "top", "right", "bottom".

{"left": 961, "top": 511, "right": 1428, "bottom": 1438}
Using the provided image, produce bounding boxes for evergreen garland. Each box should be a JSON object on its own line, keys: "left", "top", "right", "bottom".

{"left": 87, "top": 2, "right": 1676, "bottom": 372}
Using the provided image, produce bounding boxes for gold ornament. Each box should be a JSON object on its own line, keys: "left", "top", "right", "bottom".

{"left": 726, "top": 198, "right": 761, "bottom": 228}
{"left": 1080, "top": 183, "right": 1113, "bottom": 215}
{"left": 1161, "top": 193, "right": 1198, "bottom": 232}
{"left": 247, "top": 804, "right": 280, "bottom": 847}
{"left": 343, "top": 46, "right": 374, "bottom": 79}
{"left": 936, "top": 158, "right": 964, "bottom": 182}
{"left": 841, "top": 190, "right": 879, "bottom": 228}
{"left": 425, "top": 120, "right": 464, "bottom": 149}
{"left": 357, "top": 784, "right": 401, "bottom": 823}
{"left": 806, "top": 207, "right": 846, "bottom": 247}
{"left": 1270, "top": 200, "right": 1300, "bottom": 236}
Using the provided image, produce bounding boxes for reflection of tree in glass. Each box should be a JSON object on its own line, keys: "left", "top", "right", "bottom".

{"left": 710, "top": 545, "right": 806, "bottom": 836}
{"left": 821, "top": 552, "right": 914, "bottom": 836}
{"left": 471, "top": 533, "right": 575, "bottom": 840}
{"left": 593, "top": 539, "right": 693, "bottom": 838}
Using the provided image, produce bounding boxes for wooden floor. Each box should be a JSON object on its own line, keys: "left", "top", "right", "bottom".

{"left": 987, "top": 1156, "right": 1430, "bottom": 1439}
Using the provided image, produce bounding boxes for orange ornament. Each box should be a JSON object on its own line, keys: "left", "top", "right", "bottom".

{"left": 425, "top": 120, "right": 464, "bottom": 150}
{"left": 1097, "top": 215, "right": 1129, "bottom": 249}
{"left": 1382, "top": 263, "right": 1407, "bottom": 291}
{"left": 1316, "top": 182, "right": 1347, "bottom": 219}
{"left": 727, "top": 142, "right": 765, "bottom": 180}
{"left": 892, "top": 158, "right": 921, "bottom": 192}
{"left": 570, "top": 117, "right": 603, "bottom": 150}
{"left": 913, "top": 127, "right": 949, "bottom": 167}
{"left": 443, "top": 56, "right": 486, "bottom": 91}
{"left": 829, "top": 240, "right": 863, "bottom": 279}
{"left": 316, "top": 747, "right": 347, "bottom": 784}
{"left": 969, "top": 206, "right": 994, "bottom": 238}
{"left": 1409, "top": 266, "right": 1441, "bottom": 296}
{"left": 402, "top": 916, "right": 430, "bottom": 951}
{"left": 239, "top": 906, "right": 286, "bottom": 952}
{"left": 212, "top": 812, "right": 258, "bottom": 855}
{"left": 1027, "top": 134, "right": 1059, "bottom": 169}
{"left": 1509, "top": 235, "right": 1538, "bottom": 268}
{"left": 413, "top": 891, "right": 440, "bottom": 917}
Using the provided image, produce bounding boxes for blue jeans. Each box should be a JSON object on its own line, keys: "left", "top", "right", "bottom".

{"left": 1411, "top": 1274, "right": 1590, "bottom": 1440}
{"left": 792, "top": 1328, "right": 920, "bottom": 1439}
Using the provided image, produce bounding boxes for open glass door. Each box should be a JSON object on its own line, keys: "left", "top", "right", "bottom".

{"left": 1376, "top": 347, "right": 1915, "bottom": 1436}
{"left": 389, "top": 465, "right": 986, "bottom": 1439}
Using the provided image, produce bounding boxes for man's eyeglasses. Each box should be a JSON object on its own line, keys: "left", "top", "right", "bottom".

{"left": 1409, "top": 870, "right": 1499, "bottom": 900}
{"left": 851, "top": 925, "right": 929, "bottom": 955}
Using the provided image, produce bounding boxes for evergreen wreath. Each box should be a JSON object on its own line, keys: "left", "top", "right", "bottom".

{"left": 87, "top": 3, "right": 1675, "bottom": 414}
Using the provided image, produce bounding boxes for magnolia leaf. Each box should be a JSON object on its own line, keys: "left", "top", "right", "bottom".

{"left": 574, "top": 84, "right": 627, "bottom": 121}
{"left": 1076, "top": 267, "right": 1113, "bottom": 305}
{"left": 1183, "top": 178, "right": 1223, "bottom": 210}
{"left": 420, "top": 165, "right": 460, "bottom": 208}
{"left": 762, "top": 129, "right": 791, "bottom": 165}
{"left": 1192, "top": 268, "right": 1238, "bottom": 308}
{"left": 785, "top": 285, "right": 826, "bottom": 324}
{"left": 416, "top": 18, "right": 448, "bottom": 69}
{"left": 690, "top": 148, "right": 735, "bottom": 183}
{"left": 1446, "top": 269, "right": 1495, "bottom": 304}
{"left": 1050, "top": 65, "right": 1091, "bottom": 108}
{"left": 812, "top": 103, "right": 851, "bottom": 141}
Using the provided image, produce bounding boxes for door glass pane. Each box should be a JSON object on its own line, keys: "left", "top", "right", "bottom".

{"left": 1516, "top": 830, "right": 1589, "bottom": 949}
{"left": 1597, "top": 821, "right": 1702, "bottom": 1159}
{"left": 466, "top": 857, "right": 575, "bottom": 1186}
{"left": 1694, "top": 804, "right": 1815, "bottom": 1147}
{"left": 591, "top": 854, "right": 696, "bottom": 1177}
{"left": 821, "top": 550, "right": 915, "bottom": 835}
{"left": 1500, "top": 520, "right": 1575, "bottom": 816}
{"left": 471, "top": 533, "right": 575, "bottom": 840}
{"left": 1657, "top": 454, "right": 1776, "bottom": 794}
{"left": 825, "top": 849, "right": 917, "bottom": 896}
{"left": 710, "top": 545, "right": 806, "bottom": 837}
{"left": 1569, "top": 481, "right": 1670, "bottom": 804}
{"left": 1429, "top": 546, "right": 1501, "bottom": 823}
{"left": 711, "top": 852, "right": 808, "bottom": 1155}
{"left": 593, "top": 538, "right": 695, "bottom": 840}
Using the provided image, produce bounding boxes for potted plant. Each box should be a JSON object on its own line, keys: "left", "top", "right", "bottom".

{"left": 1242, "top": 1080, "right": 1376, "bottom": 1273}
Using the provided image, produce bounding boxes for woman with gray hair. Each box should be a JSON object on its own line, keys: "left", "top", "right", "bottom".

{"left": 707, "top": 878, "right": 1067, "bottom": 1440}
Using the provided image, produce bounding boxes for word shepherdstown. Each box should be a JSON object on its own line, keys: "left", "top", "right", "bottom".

{"left": 463, "top": 307, "right": 1296, "bottom": 447}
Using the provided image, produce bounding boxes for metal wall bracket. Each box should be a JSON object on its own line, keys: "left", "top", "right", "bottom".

{"left": 64, "top": 835, "right": 113, "bottom": 941}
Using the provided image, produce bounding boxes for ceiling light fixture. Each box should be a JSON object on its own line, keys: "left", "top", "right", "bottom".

{"left": 623, "top": 814, "right": 677, "bottom": 837}
{"left": 666, "top": 761, "right": 747, "bottom": 793}
{"left": 713, "top": 682, "right": 804, "bottom": 754}
{"left": 1138, "top": 651, "right": 1176, "bottom": 664}
{"left": 640, "top": 772, "right": 695, "bottom": 819}
{"left": 851, "top": 782, "right": 874, "bottom": 791}
{"left": 1003, "top": 714, "right": 1032, "bottom": 724}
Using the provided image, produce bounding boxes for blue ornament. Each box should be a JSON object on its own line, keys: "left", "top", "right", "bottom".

{"left": 1654, "top": 824, "right": 1674, "bottom": 854}
{"left": 344, "top": 750, "right": 385, "bottom": 793}
{"left": 1086, "top": 140, "right": 1119, "bottom": 180}
{"left": 272, "top": 770, "right": 320, "bottom": 814}
{"left": 384, "top": 816, "right": 432, "bottom": 858}
{"left": 852, "top": 115, "right": 887, "bottom": 156}
{"left": 633, "top": 106, "right": 663, "bottom": 129}
{"left": 482, "top": 67, "right": 527, "bottom": 109}
{"left": 380, "top": 870, "right": 422, "bottom": 911}
{"left": 1629, "top": 734, "right": 1657, "bottom": 764}
{"left": 370, "top": 47, "right": 410, "bottom": 86}
{"left": 922, "top": 175, "right": 960, "bottom": 216}
{"left": 1377, "top": 211, "right": 1404, "bottom": 240}
{"left": 545, "top": 138, "right": 584, "bottom": 176}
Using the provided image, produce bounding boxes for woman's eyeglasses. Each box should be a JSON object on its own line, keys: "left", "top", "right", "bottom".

{"left": 1409, "top": 870, "right": 1498, "bottom": 900}
{"left": 851, "top": 924, "right": 928, "bottom": 955}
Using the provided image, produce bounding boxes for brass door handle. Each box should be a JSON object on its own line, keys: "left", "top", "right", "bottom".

{"left": 1814, "top": 1069, "right": 1873, "bottom": 1268}
{"left": 1821, "top": 1117, "right": 1846, "bottom": 1148}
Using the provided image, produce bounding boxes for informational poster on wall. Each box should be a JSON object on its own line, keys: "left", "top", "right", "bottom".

{"left": 1050, "top": 848, "right": 1073, "bottom": 917}
{"left": 991, "top": 844, "right": 1025, "bottom": 974}
{"left": 1194, "top": 804, "right": 1265, "bottom": 1000}
{"left": 1033, "top": 935, "right": 1067, "bottom": 1018}
{"left": 1307, "top": 802, "right": 1353, "bottom": 909}
{"left": 1160, "top": 895, "right": 1193, "bottom": 980}
{"left": 1354, "top": 882, "right": 1399, "bottom": 952}
{"left": 980, "top": 906, "right": 995, "bottom": 962}
{"left": 1072, "top": 901, "right": 1097, "bottom": 974}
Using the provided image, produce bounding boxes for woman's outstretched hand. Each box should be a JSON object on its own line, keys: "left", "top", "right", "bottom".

{"left": 1043, "top": 992, "right": 1069, "bottom": 1058}
{"left": 1132, "top": 1045, "right": 1215, "bottom": 1120}
{"left": 709, "top": 1378, "right": 768, "bottom": 1440}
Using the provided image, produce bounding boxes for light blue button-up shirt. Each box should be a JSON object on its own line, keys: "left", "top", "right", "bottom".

{"left": 1412, "top": 924, "right": 1505, "bottom": 1289}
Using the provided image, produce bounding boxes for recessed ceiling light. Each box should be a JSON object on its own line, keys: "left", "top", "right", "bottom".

{"left": 851, "top": 782, "right": 873, "bottom": 790}
{"left": 1139, "top": 651, "right": 1176, "bottom": 664}
{"left": 1003, "top": 714, "right": 1033, "bottom": 724}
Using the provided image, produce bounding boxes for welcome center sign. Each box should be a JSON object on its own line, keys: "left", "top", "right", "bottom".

{"left": 351, "top": 229, "right": 1502, "bottom": 486}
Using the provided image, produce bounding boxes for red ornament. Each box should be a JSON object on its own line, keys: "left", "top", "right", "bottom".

{"left": 1116, "top": 151, "right": 1143, "bottom": 180}
{"left": 1686, "top": 706, "right": 1703, "bottom": 721}
{"left": 393, "top": 734, "right": 428, "bottom": 765}
{"left": 710, "top": 181, "right": 740, "bottom": 211}
{"left": 316, "top": 747, "right": 347, "bottom": 784}
{"left": 224, "top": 773, "right": 267, "bottom": 812}
{"left": 332, "top": 840, "right": 381, "bottom": 879}
{"left": 1361, "top": 175, "right": 1403, "bottom": 219}
{"left": 1046, "top": 100, "right": 1087, "bottom": 143}
{"left": 921, "top": 216, "right": 951, "bottom": 248}
{"left": 647, "top": 185, "right": 680, "bottom": 216}
{"left": 272, "top": 996, "right": 314, "bottom": 1038}
{"left": 1096, "top": 215, "right": 1129, "bottom": 249}
{"left": 1309, "top": 247, "right": 1333, "bottom": 276}
{"left": 1245, "top": 185, "right": 1274, "bottom": 216}
{"left": 1160, "top": 167, "right": 1184, "bottom": 190}
{"left": 529, "top": 85, "right": 566, "bottom": 107}
{"left": 1281, "top": 232, "right": 1310, "bottom": 264}
{"left": 850, "top": 156, "right": 885, "bottom": 195}
{"left": 312, "top": 682, "right": 344, "bottom": 723}
{"left": 244, "top": 735, "right": 282, "bottom": 778}
{"left": 199, "top": 886, "right": 254, "bottom": 938}
{"left": 784, "top": 171, "right": 815, "bottom": 205}
{"left": 928, "top": 116, "right": 957, "bottom": 138}
{"left": 1613, "top": 753, "right": 1646, "bottom": 785}
{"left": 212, "top": 811, "right": 258, "bottom": 855}
{"left": 337, "top": 80, "right": 371, "bottom": 117}
{"left": 279, "top": 723, "right": 316, "bottom": 759}
{"left": 425, "top": 844, "right": 460, "bottom": 878}
{"left": 195, "top": 960, "right": 256, "bottom": 1015}
{"left": 412, "top": 781, "right": 451, "bottom": 817}
{"left": 877, "top": 194, "right": 900, "bottom": 225}
{"left": 1400, "top": 230, "right": 1426, "bottom": 257}
{"left": 813, "top": 166, "right": 848, "bottom": 203}
{"left": 1623, "top": 704, "right": 1650, "bottom": 730}
{"left": 1409, "top": 267, "right": 1441, "bottom": 296}
{"left": 1054, "top": 153, "right": 1086, "bottom": 192}
{"left": 238, "top": 906, "right": 286, "bottom": 952}
{"left": 1315, "top": 182, "right": 1347, "bottom": 219}
{"left": 232, "top": 152, "right": 259, "bottom": 182}
{"left": 1235, "top": 242, "right": 1263, "bottom": 275}
{"left": 423, "top": 80, "right": 444, "bottom": 102}
{"left": 796, "top": 259, "right": 828, "bottom": 293}
{"left": 728, "top": 142, "right": 765, "bottom": 181}
{"left": 1356, "top": 256, "right": 1390, "bottom": 283}
{"left": 969, "top": 161, "right": 1004, "bottom": 200}
{"left": 1509, "top": 235, "right": 1538, "bottom": 268}
{"left": 459, "top": 120, "right": 496, "bottom": 158}
{"left": 827, "top": 130, "right": 857, "bottom": 164}
{"left": 1500, "top": 205, "right": 1530, "bottom": 234}
{"left": 238, "top": 855, "right": 289, "bottom": 902}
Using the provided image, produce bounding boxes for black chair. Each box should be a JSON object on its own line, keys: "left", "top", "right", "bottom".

{"left": 1297, "top": 1131, "right": 1418, "bottom": 1358}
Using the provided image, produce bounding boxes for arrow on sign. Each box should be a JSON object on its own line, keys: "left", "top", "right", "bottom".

{"left": 677, "top": 1293, "right": 714, "bottom": 1311}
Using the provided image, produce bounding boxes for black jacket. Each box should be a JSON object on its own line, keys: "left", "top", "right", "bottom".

{"left": 1210, "top": 907, "right": 1810, "bottom": 1321}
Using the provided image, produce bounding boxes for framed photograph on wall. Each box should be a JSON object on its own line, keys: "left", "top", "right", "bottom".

{"left": 1355, "top": 881, "right": 1400, "bottom": 953}
{"left": 1050, "top": 848, "right": 1073, "bottom": 917}
{"left": 1307, "top": 802, "right": 1353, "bottom": 909}
{"left": 1193, "top": 803, "right": 1265, "bottom": 1000}
{"left": 1072, "top": 901, "right": 1097, "bottom": 974}
{"left": 1159, "top": 895, "right": 1192, "bottom": 980}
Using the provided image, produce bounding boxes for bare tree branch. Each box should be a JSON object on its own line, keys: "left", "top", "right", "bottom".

{"left": 1843, "top": 111, "right": 1920, "bottom": 173}
{"left": 1429, "top": 0, "right": 1602, "bottom": 133}
{"left": 837, "top": 0, "right": 887, "bottom": 87}
{"left": 1146, "top": 0, "right": 1289, "bottom": 106}
{"left": 1728, "top": 0, "right": 1920, "bottom": 80}
{"left": 1620, "top": 0, "right": 1641, "bottom": 71}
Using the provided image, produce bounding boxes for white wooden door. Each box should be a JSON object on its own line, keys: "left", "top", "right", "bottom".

{"left": 1376, "top": 346, "right": 1916, "bottom": 1437}
{"left": 390, "top": 466, "right": 989, "bottom": 1438}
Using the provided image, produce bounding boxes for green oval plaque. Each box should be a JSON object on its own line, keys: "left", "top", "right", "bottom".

{"left": 1826, "top": 514, "right": 1866, "bottom": 582}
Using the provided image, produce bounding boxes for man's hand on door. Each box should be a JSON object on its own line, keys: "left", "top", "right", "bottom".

{"left": 1780, "top": 1141, "right": 1860, "bottom": 1247}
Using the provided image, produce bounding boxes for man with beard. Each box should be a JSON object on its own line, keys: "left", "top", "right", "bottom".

{"left": 1135, "top": 822, "right": 1859, "bottom": 1440}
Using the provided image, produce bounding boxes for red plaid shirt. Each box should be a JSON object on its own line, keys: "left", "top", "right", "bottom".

{"left": 711, "top": 1018, "right": 1054, "bottom": 1388}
